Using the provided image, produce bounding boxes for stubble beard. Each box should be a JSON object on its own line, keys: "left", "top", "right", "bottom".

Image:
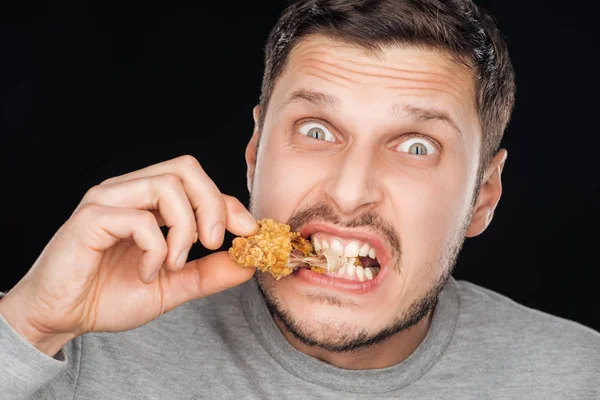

{"left": 247, "top": 134, "right": 485, "bottom": 354}
{"left": 249, "top": 198, "right": 474, "bottom": 354}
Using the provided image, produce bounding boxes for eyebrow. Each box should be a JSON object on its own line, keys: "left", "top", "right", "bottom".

{"left": 390, "top": 103, "right": 464, "bottom": 139}
{"left": 276, "top": 89, "right": 340, "bottom": 114}
{"left": 277, "top": 89, "right": 463, "bottom": 139}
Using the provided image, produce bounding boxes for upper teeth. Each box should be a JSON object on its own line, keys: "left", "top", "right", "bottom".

{"left": 311, "top": 237, "right": 377, "bottom": 260}
{"left": 359, "top": 243, "right": 370, "bottom": 257}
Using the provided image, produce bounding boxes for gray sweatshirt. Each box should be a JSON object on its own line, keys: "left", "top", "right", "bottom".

{"left": 1, "top": 277, "right": 599, "bottom": 399}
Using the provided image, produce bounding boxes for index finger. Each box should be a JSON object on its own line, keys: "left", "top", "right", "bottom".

{"left": 101, "top": 155, "right": 257, "bottom": 248}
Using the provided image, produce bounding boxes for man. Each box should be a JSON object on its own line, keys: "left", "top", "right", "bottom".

{"left": 1, "top": 0, "right": 598, "bottom": 398}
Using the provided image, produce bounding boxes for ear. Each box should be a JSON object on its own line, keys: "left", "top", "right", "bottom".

{"left": 245, "top": 105, "right": 261, "bottom": 193}
{"left": 466, "top": 149, "right": 508, "bottom": 238}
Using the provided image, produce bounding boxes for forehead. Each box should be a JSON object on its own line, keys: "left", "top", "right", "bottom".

{"left": 270, "top": 35, "right": 479, "bottom": 136}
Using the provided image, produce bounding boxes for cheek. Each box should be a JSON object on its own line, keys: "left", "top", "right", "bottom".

{"left": 387, "top": 162, "right": 472, "bottom": 274}
{"left": 252, "top": 139, "right": 330, "bottom": 221}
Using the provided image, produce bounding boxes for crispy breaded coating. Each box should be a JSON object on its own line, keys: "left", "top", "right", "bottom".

{"left": 229, "top": 218, "right": 316, "bottom": 280}
{"left": 309, "top": 266, "right": 327, "bottom": 274}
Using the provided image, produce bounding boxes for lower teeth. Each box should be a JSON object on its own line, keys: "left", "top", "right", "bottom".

{"left": 323, "top": 266, "right": 380, "bottom": 282}
{"left": 288, "top": 251, "right": 381, "bottom": 282}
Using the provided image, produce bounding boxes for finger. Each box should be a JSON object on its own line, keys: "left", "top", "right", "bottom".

{"left": 223, "top": 195, "right": 258, "bottom": 236}
{"left": 81, "top": 174, "right": 197, "bottom": 271}
{"left": 159, "top": 251, "right": 255, "bottom": 312}
{"left": 101, "top": 155, "right": 226, "bottom": 250}
{"left": 149, "top": 210, "right": 166, "bottom": 227}
{"left": 99, "top": 155, "right": 199, "bottom": 186}
{"left": 73, "top": 204, "right": 167, "bottom": 283}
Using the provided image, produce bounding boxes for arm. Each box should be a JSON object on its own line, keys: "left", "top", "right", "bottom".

{"left": 0, "top": 155, "right": 257, "bottom": 398}
{"left": 0, "top": 293, "right": 80, "bottom": 399}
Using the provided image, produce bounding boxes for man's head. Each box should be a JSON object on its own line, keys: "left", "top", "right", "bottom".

{"left": 245, "top": 0, "right": 514, "bottom": 354}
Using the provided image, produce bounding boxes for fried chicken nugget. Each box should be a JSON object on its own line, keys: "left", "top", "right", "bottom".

{"left": 229, "top": 218, "right": 318, "bottom": 280}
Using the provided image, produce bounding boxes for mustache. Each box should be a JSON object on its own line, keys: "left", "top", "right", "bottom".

{"left": 286, "top": 202, "right": 401, "bottom": 261}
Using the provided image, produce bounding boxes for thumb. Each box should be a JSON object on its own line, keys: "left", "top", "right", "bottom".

{"left": 160, "top": 251, "right": 256, "bottom": 313}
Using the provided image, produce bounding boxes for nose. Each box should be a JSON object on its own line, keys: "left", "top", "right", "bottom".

{"left": 323, "top": 145, "right": 383, "bottom": 216}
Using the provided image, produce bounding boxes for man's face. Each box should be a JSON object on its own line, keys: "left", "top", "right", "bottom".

{"left": 247, "top": 36, "right": 483, "bottom": 351}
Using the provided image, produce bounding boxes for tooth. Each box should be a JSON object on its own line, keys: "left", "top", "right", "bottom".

{"left": 312, "top": 237, "right": 321, "bottom": 252}
{"left": 368, "top": 248, "right": 377, "bottom": 259}
{"left": 364, "top": 267, "right": 373, "bottom": 280}
{"left": 330, "top": 239, "right": 344, "bottom": 256}
{"left": 321, "top": 239, "right": 329, "bottom": 249}
{"left": 346, "top": 257, "right": 356, "bottom": 267}
{"left": 356, "top": 265, "right": 365, "bottom": 282}
{"left": 347, "top": 262, "right": 356, "bottom": 278}
{"left": 338, "top": 265, "right": 347, "bottom": 275}
{"left": 344, "top": 241, "right": 360, "bottom": 257}
{"left": 358, "top": 243, "right": 370, "bottom": 257}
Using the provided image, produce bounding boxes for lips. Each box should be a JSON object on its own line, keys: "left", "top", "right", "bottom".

{"left": 300, "top": 223, "right": 391, "bottom": 268}
{"left": 293, "top": 223, "right": 392, "bottom": 288}
{"left": 228, "top": 219, "right": 392, "bottom": 285}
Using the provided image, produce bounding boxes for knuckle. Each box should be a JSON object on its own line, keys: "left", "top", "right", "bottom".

{"left": 82, "top": 184, "right": 103, "bottom": 203}
{"left": 72, "top": 203, "right": 102, "bottom": 225}
{"left": 139, "top": 210, "right": 159, "bottom": 227}
{"left": 222, "top": 194, "right": 243, "bottom": 211}
{"left": 215, "top": 197, "right": 227, "bottom": 216}
{"left": 179, "top": 155, "right": 207, "bottom": 183}
{"left": 99, "top": 176, "right": 116, "bottom": 186}
{"left": 157, "top": 173, "right": 181, "bottom": 189}
{"left": 178, "top": 154, "right": 202, "bottom": 170}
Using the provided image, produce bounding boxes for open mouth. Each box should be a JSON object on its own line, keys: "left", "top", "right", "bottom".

{"left": 289, "top": 233, "right": 383, "bottom": 282}
{"left": 228, "top": 218, "right": 389, "bottom": 284}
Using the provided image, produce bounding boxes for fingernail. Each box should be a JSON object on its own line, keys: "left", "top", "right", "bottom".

{"left": 176, "top": 250, "right": 189, "bottom": 269}
{"left": 211, "top": 222, "right": 224, "bottom": 245}
{"left": 238, "top": 213, "right": 258, "bottom": 232}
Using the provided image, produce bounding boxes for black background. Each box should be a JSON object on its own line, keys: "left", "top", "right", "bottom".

{"left": 2, "top": 1, "right": 599, "bottom": 332}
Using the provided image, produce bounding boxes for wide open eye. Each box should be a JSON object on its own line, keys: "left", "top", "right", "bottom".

{"left": 298, "top": 122, "right": 335, "bottom": 142}
{"left": 396, "top": 135, "right": 438, "bottom": 156}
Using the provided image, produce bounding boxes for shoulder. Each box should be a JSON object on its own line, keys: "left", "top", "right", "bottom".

{"left": 455, "top": 279, "right": 600, "bottom": 343}
{"left": 452, "top": 278, "right": 600, "bottom": 365}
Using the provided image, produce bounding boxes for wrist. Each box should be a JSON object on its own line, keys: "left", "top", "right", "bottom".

{"left": 0, "top": 294, "right": 76, "bottom": 358}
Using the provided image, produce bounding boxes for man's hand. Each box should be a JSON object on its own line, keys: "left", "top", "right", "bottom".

{"left": 0, "top": 155, "right": 258, "bottom": 356}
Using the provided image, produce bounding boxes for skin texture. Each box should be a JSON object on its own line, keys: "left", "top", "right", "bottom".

{"left": 246, "top": 35, "right": 507, "bottom": 369}
{"left": 0, "top": 156, "right": 259, "bottom": 356}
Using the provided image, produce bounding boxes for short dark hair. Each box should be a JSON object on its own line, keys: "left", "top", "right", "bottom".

{"left": 258, "top": 0, "right": 516, "bottom": 177}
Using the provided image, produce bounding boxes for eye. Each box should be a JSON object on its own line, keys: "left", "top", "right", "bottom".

{"left": 396, "top": 135, "right": 438, "bottom": 156}
{"left": 298, "top": 122, "right": 335, "bottom": 142}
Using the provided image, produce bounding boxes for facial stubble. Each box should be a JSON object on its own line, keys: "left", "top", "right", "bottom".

{"left": 249, "top": 195, "right": 474, "bottom": 353}
{"left": 247, "top": 93, "right": 487, "bottom": 350}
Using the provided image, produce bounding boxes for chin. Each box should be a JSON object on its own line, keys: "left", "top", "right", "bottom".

{"left": 255, "top": 259, "right": 450, "bottom": 353}
{"left": 255, "top": 269, "right": 412, "bottom": 351}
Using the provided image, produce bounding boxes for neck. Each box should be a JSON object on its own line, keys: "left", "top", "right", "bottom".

{"left": 273, "top": 310, "right": 434, "bottom": 370}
